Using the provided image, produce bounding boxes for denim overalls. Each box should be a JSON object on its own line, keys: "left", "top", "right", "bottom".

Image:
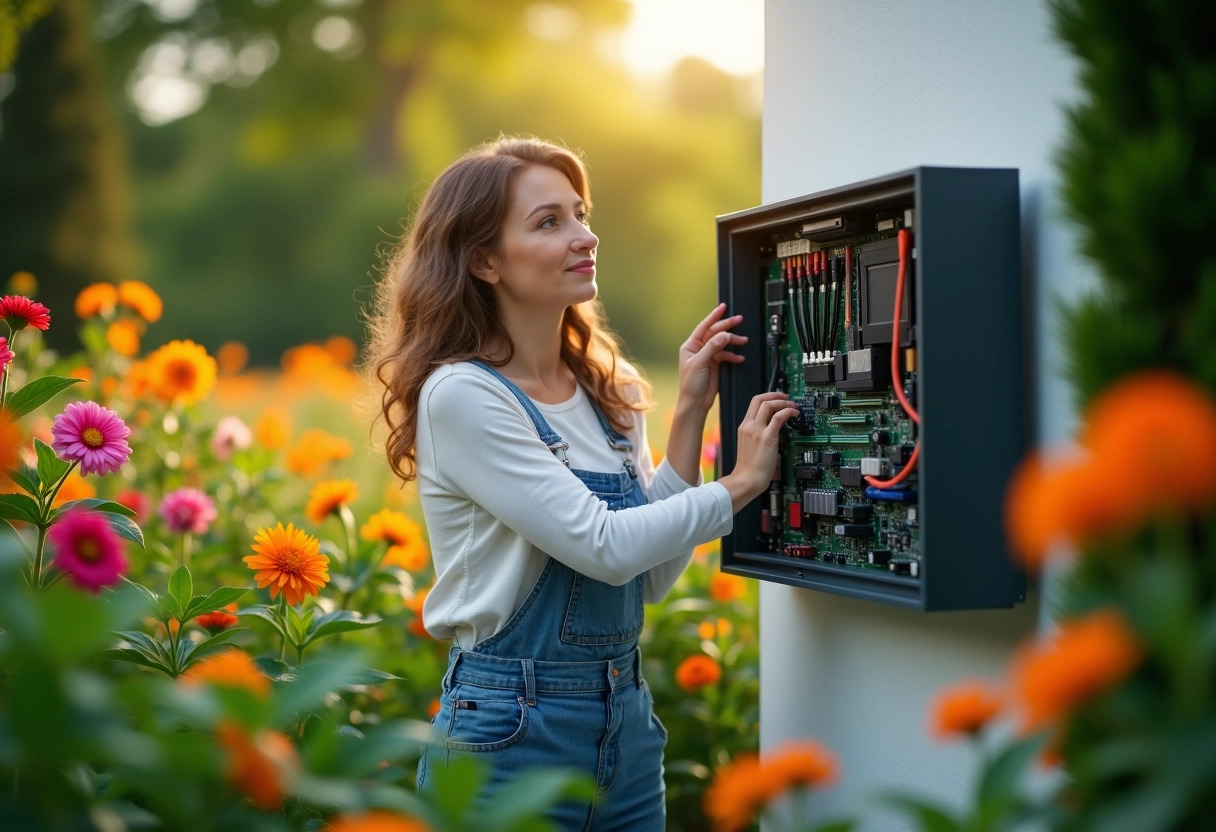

{"left": 417, "top": 361, "right": 668, "bottom": 832}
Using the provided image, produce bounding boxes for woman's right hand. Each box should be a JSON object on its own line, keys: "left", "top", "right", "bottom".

{"left": 717, "top": 392, "right": 799, "bottom": 514}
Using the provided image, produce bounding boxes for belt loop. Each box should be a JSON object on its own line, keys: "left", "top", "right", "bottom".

{"left": 633, "top": 646, "right": 642, "bottom": 689}
{"left": 521, "top": 658, "right": 537, "bottom": 707}
{"left": 442, "top": 647, "right": 461, "bottom": 693}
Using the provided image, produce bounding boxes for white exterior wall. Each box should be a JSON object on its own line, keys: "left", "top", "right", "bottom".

{"left": 760, "top": 2, "right": 1089, "bottom": 828}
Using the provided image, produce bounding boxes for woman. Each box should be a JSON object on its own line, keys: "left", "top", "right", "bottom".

{"left": 368, "top": 136, "right": 795, "bottom": 830}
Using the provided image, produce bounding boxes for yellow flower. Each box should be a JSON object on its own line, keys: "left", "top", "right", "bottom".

{"left": 117, "top": 280, "right": 163, "bottom": 322}
{"left": 243, "top": 523, "right": 330, "bottom": 606}
{"left": 106, "top": 319, "right": 142, "bottom": 357}
{"left": 9, "top": 271, "right": 37, "bottom": 295}
{"left": 147, "top": 339, "right": 217, "bottom": 406}
{"left": 306, "top": 479, "right": 359, "bottom": 524}
{"left": 75, "top": 283, "right": 118, "bottom": 318}
{"left": 180, "top": 649, "right": 270, "bottom": 697}
{"left": 383, "top": 538, "right": 430, "bottom": 572}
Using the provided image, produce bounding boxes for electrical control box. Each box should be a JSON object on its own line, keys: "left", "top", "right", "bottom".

{"left": 716, "top": 167, "right": 1026, "bottom": 611}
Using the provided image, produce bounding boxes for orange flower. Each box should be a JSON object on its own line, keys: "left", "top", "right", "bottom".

{"left": 929, "top": 679, "right": 1004, "bottom": 740}
{"left": 704, "top": 741, "right": 837, "bottom": 832}
{"left": 147, "top": 339, "right": 217, "bottom": 406}
{"left": 216, "top": 721, "right": 298, "bottom": 810}
{"left": 243, "top": 523, "right": 330, "bottom": 606}
{"left": 1011, "top": 608, "right": 1143, "bottom": 733}
{"left": 51, "top": 470, "right": 96, "bottom": 506}
{"left": 75, "top": 283, "right": 118, "bottom": 318}
{"left": 106, "top": 319, "right": 142, "bottom": 357}
{"left": 306, "top": 479, "right": 359, "bottom": 524}
{"left": 1083, "top": 370, "right": 1216, "bottom": 515}
{"left": 194, "top": 603, "right": 240, "bottom": 632}
{"left": 710, "top": 571, "right": 747, "bottom": 602}
{"left": 427, "top": 698, "right": 441, "bottom": 719}
{"left": 361, "top": 508, "right": 421, "bottom": 546}
{"left": 693, "top": 541, "right": 718, "bottom": 563}
{"left": 117, "top": 280, "right": 163, "bottom": 322}
{"left": 384, "top": 538, "right": 430, "bottom": 572}
{"left": 126, "top": 360, "right": 155, "bottom": 399}
{"left": 697, "top": 618, "right": 734, "bottom": 640}
{"left": 216, "top": 341, "right": 249, "bottom": 375}
{"left": 325, "top": 335, "right": 358, "bottom": 365}
{"left": 405, "top": 586, "right": 431, "bottom": 638}
{"left": 763, "top": 741, "right": 838, "bottom": 794}
{"left": 180, "top": 648, "right": 270, "bottom": 697}
{"left": 327, "top": 811, "right": 432, "bottom": 832}
{"left": 254, "top": 407, "right": 292, "bottom": 450}
{"left": 284, "top": 429, "right": 353, "bottom": 476}
{"left": 675, "top": 654, "right": 721, "bottom": 692}
{"left": 0, "top": 409, "right": 20, "bottom": 472}
{"left": 9, "top": 271, "right": 37, "bottom": 295}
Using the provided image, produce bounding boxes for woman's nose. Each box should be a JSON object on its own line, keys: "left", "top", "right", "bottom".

{"left": 574, "top": 226, "right": 598, "bottom": 251}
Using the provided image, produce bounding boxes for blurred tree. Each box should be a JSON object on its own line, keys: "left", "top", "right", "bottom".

{"left": 4, "top": 0, "right": 759, "bottom": 365}
{"left": 0, "top": 0, "right": 54, "bottom": 71}
{"left": 0, "top": 0, "right": 135, "bottom": 347}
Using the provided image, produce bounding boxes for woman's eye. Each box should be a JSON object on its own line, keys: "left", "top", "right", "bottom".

{"left": 577, "top": 213, "right": 591, "bottom": 226}
{"left": 539, "top": 216, "right": 558, "bottom": 229}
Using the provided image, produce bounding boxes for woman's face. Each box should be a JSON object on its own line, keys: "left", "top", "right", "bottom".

{"left": 480, "top": 164, "right": 599, "bottom": 312}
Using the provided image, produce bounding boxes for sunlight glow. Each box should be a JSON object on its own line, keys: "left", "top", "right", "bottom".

{"left": 618, "top": 0, "right": 763, "bottom": 77}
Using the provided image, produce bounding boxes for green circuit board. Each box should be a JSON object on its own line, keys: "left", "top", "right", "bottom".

{"left": 762, "top": 231, "right": 921, "bottom": 575}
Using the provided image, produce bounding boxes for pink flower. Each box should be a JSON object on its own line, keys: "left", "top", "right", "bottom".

{"left": 114, "top": 489, "right": 151, "bottom": 524}
{"left": 211, "top": 415, "right": 253, "bottom": 462}
{"left": 159, "top": 487, "right": 217, "bottom": 535}
{"left": 0, "top": 295, "right": 51, "bottom": 331}
{"left": 50, "top": 401, "right": 132, "bottom": 476}
{"left": 0, "top": 336, "right": 13, "bottom": 373}
{"left": 48, "top": 510, "right": 128, "bottom": 593}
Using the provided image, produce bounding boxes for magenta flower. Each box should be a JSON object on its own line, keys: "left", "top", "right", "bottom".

{"left": 48, "top": 510, "right": 128, "bottom": 593}
{"left": 210, "top": 415, "right": 253, "bottom": 462}
{"left": 50, "top": 401, "right": 132, "bottom": 476}
{"left": 0, "top": 295, "right": 51, "bottom": 331}
{"left": 0, "top": 336, "right": 13, "bottom": 373}
{"left": 159, "top": 487, "right": 217, "bottom": 535}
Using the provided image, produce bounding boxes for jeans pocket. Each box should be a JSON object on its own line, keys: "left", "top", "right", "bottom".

{"left": 640, "top": 679, "right": 669, "bottom": 742}
{"left": 442, "top": 685, "right": 531, "bottom": 753}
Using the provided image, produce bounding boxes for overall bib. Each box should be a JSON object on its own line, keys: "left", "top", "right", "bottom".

{"left": 417, "top": 362, "right": 669, "bottom": 832}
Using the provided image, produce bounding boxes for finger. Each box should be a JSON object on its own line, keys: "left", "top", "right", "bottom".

{"left": 764, "top": 406, "right": 800, "bottom": 438}
{"left": 689, "top": 303, "right": 729, "bottom": 344}
{"left": 706, "top": 315, "right": 745, "bottom": 337}
{"left": 745, "top": 392, "right": 793, "bottom": 421}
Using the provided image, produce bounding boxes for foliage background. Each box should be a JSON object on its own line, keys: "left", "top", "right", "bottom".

{"left": 0, "top": 0, "right": 761, "bottom": 365}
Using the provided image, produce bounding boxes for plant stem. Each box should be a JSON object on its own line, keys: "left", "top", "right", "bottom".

{"left": 277, "top": 594, "right": 289, "bottom": 663}
{"left": 30, "top": 524, "right": 47, "bottom": 589}
{"left": 182, "top": 532, "right": 192, "bottom": 569}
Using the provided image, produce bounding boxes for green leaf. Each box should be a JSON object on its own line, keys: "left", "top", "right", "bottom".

{"left": 167, "top": 566, "right": 193, "bottom": 621}
{"left": 0, "top": 493, "right": 40, "bottom": 524}
{"left": 304, "top": 609, "right": 383, "bottom": 645}
{"left": 254, "top": 657, "right": 296, "bottom": 683}
{"left": 179, "top": 628, "right": 247, "bottom": 672}
{"left": 101, "top": 647, "right": 174, "bottom": 676}
{"left": 878, "top": 794, "right": 962, "bottom": 832}
{"left": 238, "top": 605, "right": 289, "bottom": 640}
{"left": 5, "top": 465, "right": 38, "bottom": 496}
{"left": 468, "top": 767, "right": 595, "bottom": 830}
{"left": 270, "top": 654, "right": 365, "bottom": 723}
{"left": 7, "top": 376, "right": 84, "bottom": 418}
{"left": 342, "top": 667, "right": 401, "bottom": 687}
{"left": 104, "top": 512, "right": 145, "bottom": 549}
{"left": 976, "top": 734, "right": 1045, "bottom": 818}
{"left": 182, "top": 586, "right": 250, "bottom": 621}
{"left": 34, "top": 438, "right": 70, "bottom": 488}
{"left": 54, "top": 498, "right": 136, "bottom": 518}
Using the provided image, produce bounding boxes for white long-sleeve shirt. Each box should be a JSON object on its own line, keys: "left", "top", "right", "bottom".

{"left": 415, "top": 362, "right": 734, "bottom": 648}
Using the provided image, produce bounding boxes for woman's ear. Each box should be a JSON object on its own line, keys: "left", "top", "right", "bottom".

{"left": 469, "top": 248, "right": 499, "bottom": 285}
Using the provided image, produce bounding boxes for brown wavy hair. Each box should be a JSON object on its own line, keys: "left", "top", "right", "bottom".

{"left": 365, "top": 136, "right": 651, "bottom": 482}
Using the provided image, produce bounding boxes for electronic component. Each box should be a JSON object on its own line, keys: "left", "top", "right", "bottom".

{"left": 834, "top": 523, "right": 873, "bottom": 538}
{"left": 802, "top": 489, "right": 841, "bottom": 516}
{"left": 717, "top": 166, "right": 1026, "bottom": 610}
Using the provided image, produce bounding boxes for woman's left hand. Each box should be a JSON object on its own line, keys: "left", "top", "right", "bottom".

{"left": 677, "top": 303, "right": 747, "bottom": 414}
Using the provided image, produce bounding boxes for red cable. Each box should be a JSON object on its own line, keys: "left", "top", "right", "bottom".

{"left": 865, "top": 228, "right": 920, "bottom": 489}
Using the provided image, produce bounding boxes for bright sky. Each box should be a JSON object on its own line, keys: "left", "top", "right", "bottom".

{"left": 617, "top": 0, "right": 764, "bottom": 77}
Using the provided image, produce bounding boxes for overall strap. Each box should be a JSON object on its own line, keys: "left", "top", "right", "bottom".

{"left": 470, "top": 360, "right": 571, "bottom": 468}
{"left": 586, "top": 397, "right": 638, "bottom": 479}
